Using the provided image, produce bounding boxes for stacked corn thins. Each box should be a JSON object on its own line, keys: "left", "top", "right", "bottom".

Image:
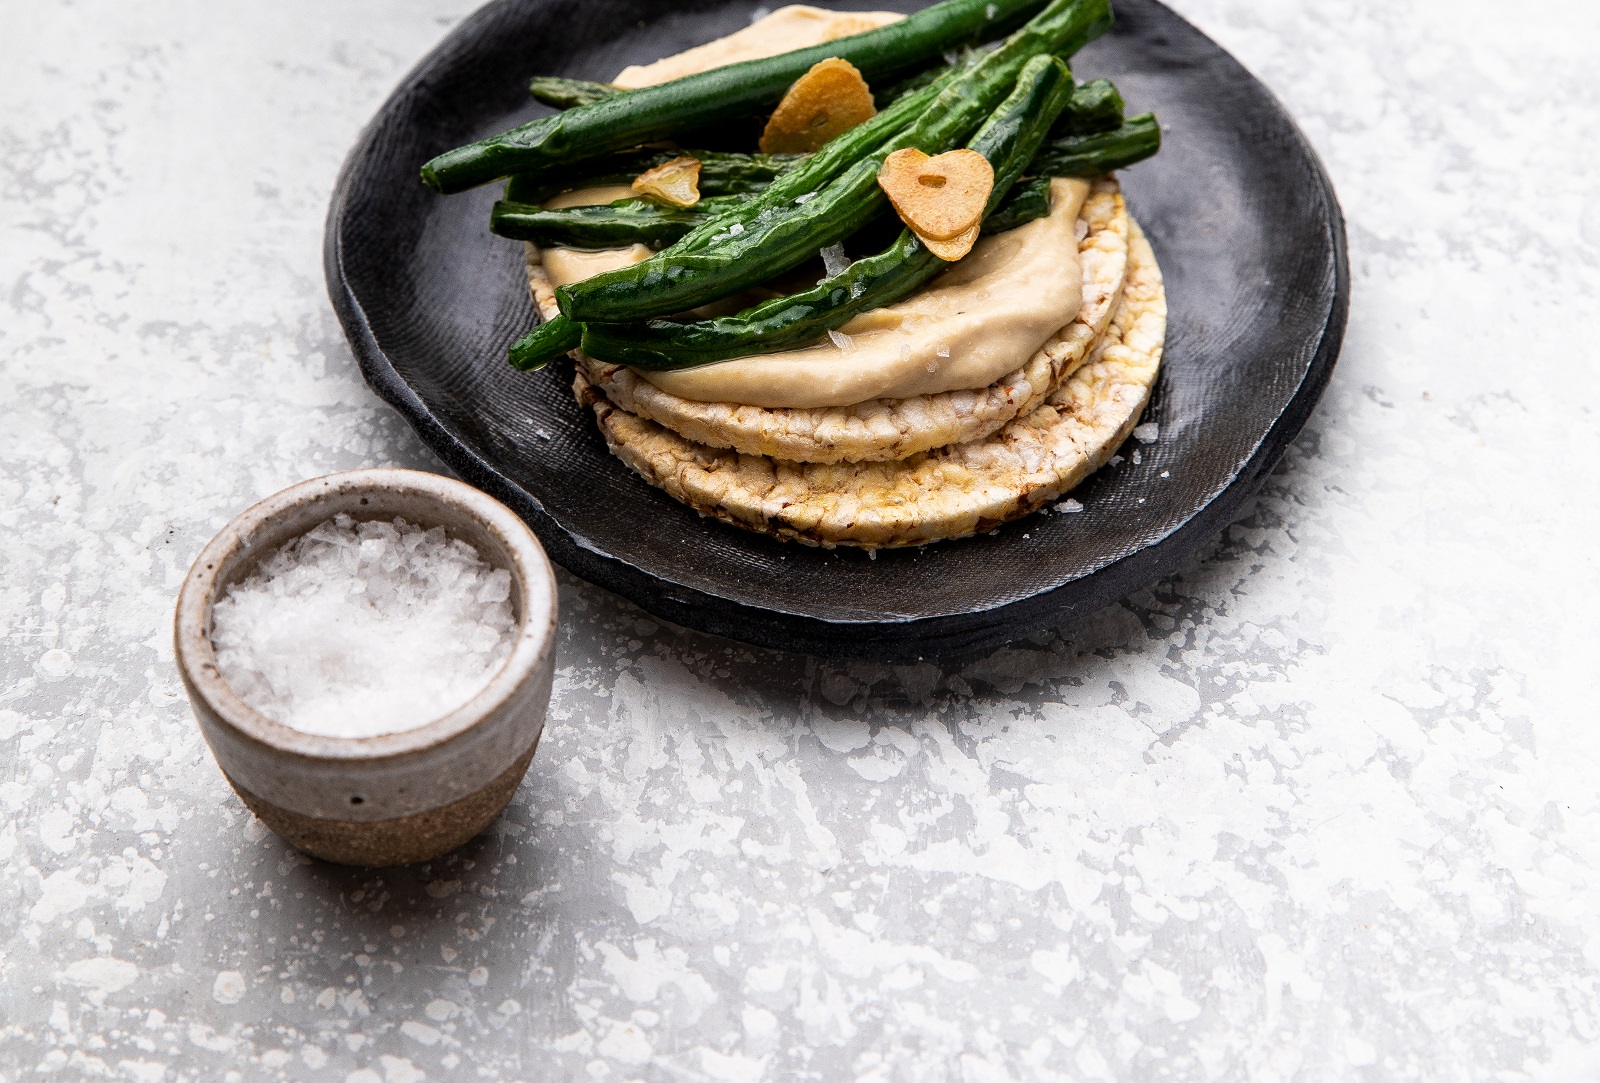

{"left": 526, "top": 175, "right": 1166, "bottom": 549}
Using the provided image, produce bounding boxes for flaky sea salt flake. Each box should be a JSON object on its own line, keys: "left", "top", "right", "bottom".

{"left": 210, "top": 515, "right": 518, "bottom": 740}
{"left": 820, "top": 243, "right": 849, "bottom": 278}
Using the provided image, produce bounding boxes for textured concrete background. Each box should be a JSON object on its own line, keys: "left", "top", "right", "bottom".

{"left": 3, "top": 1, "right": 1599, "bottom": 1080}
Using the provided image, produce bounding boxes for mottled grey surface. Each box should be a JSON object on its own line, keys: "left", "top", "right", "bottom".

{"left": 3, "top": 1, "right": 1599, "bottom": 1080}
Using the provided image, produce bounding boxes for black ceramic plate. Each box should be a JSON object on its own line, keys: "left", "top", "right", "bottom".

{"left": 325, "top": 0, "right": 1347, "bottom": 661}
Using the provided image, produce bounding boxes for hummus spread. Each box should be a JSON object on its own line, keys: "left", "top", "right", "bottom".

{"left": 538, "top": 6, "right": 1090, "bottom": 410}
{"left": 645, "top": 178, "right": 1089, "bottom": 408}
{"left": 544, "top": 184, "right": 636, "bottom": 210}
{"left": 543, "top": 243, "right": 653, "bottom": 289}
{"left": 611, "top": 6, "right": 904, "bottom": 90}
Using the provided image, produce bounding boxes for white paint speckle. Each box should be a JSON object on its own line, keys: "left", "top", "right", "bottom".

{"left": 61, "top": 958, "right": 139, "bottom": 1002}
{"left": 212, "top": 971, "right": 246, "bottom": 1005}
{"left": 596, "top": 1021, "right": 652, "bottom": 1065}
{"left": 379, "top": 1054, "right": 427, "bottom": 1083}
{"left": 423, "top": 998, "right": 458, "bottom": 1022}
{"left": 35, "top": 649, "right": 76, "bottom": 680}
{"left": 399, "top": 1021, "right": 441, "bottom": 1047}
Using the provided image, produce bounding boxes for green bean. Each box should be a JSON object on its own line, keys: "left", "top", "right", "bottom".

{"left": 421, "top": 0, "right": 1055, "bottom": 194}
{"left": 1057, "top": 78, "right": 1124, "bottom": 135}
{"left": 499, "top": 82, "right": 1140, "bottom": 249}
{"left": 680, "top": 72, "right": 956, "bottom": 243}
{"left": 874, "top": 62, "right": 949, "bottom": 108}
{"left": 1032, "top": 113, "right": 1161, "bottom": 177}
{"left": 508, "top": 315, "right": 583, "bottom": 371}
{"left": 528, "top": 76, "right": 619, "bottom": 109}
{"left": 498, "top": 169, "right": 1063, "bottom": 251}
{"left": 503, "top": 149, "right": 804, "bottom": 206}
{"left": 498, "top": 163, "right": 1069, "bottom": 251}
{"left": 537, "top": 71, "right": 949, "bottom": 323}
{"left": 976, "top": 110, "right": 1157, "bottom": 234}
{"left": 496, "top": 73, "right": 957, "bottom": 259}
{"left": 576, "top": 54, "right": 1077, "bottom": 370}
{"left": 873, "top": 47, "right": 991, "bottom": 108}
{"left": 557, "top": 0, "right": 1113, "bottom": 324}
{"left": 981, "top": 175, "right": 1053, "bottom": 233}
{"left": 504, "top": 75, "right": 1124, "bottom": 206}
{"left": 502, "top": 101, "right": 1156, "bottom": 370}
{"left": 490, "top": 196, "right": 739, "bottom": 249}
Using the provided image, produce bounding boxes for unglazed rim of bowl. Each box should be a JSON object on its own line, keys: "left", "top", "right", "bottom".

{"left": 174, "top": 468, "right": 557, "bottom": 765}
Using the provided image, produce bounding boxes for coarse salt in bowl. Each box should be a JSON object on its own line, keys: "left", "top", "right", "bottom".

{"left": 210, "top": 514, "right": 518, "bottom": 739}
{"left": 175, "top": 469, "right": 558, "bottom": 867}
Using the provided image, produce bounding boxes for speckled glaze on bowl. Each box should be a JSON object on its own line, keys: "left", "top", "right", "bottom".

{"left": 174, "top": 468, "right": 558, "bottom": 867}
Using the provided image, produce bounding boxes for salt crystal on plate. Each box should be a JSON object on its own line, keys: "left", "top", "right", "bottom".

{"left": 1133, "top": 422, "right": 1160, "bottom": 443}
{"left": 1054, "top": 499, "right": 1084, "bottom": 514}
{"left": 210, "top": 514, "right": 517, "bottom": 739}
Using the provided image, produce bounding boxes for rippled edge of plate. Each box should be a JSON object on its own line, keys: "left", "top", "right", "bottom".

{"left": 324, "top": 0, "right": 1349, "bottom": 662}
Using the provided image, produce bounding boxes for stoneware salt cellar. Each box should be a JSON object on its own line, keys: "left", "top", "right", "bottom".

{"left": 173, "top": 469, "right": 558, "bottom": 866}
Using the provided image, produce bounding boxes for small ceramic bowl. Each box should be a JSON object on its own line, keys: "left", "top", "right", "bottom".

{"left": 174, "top": 468, "right": 557, "bottom": 867}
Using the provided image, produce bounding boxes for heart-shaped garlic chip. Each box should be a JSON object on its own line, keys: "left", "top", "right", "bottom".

{"left": 632, "top": 156, "right": 702, "bottom": 208}
{"left": 918, "top": 222, "right": 981, "bottom": 262}
{"left": 877, "top": 147, "right": 994, "bottom": 242}
{"left": 759, "top": 58, "right": 877, "bottom": 155}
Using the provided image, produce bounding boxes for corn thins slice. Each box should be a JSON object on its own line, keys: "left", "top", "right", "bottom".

{"left": 759, "top": 58, "right": 877, "bottom": 155}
